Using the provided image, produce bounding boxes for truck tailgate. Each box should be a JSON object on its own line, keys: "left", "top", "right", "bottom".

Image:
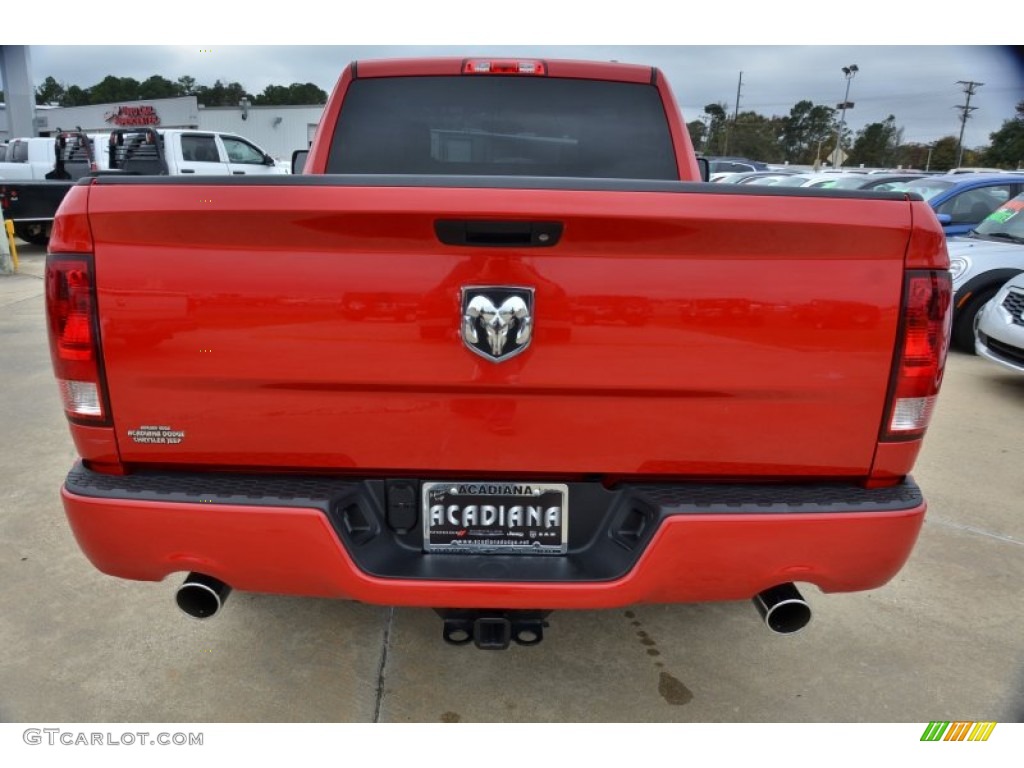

{"left": 86, "top": 181, "right": 912, "bottom": 478}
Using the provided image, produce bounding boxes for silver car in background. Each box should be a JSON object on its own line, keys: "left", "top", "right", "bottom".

{"left": 948, "top": 192, "right": 1024, "bottom": 352}
{"left": 975, "top": 274, "right": 1024, "bottom": 373}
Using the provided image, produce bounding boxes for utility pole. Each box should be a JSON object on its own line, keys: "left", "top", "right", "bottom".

{"left": 723, "top": 71, "right": 743, "bottom": 156}
{"left": 733, "top": 71, "right": 744, "bottom": 123}
{"left": 955, "top": 80, "right": 983, "bottom": 169}
{"left": 831, "top": 65, "right": 858, "bottom": 168}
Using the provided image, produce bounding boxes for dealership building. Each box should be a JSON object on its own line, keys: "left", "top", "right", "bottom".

{"left": 0, "top": 95, "right": 324, "bottom": 163}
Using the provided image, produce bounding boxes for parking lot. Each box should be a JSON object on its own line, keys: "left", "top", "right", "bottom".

{"left": 1, "top": 242, "right": 1022, "bottom": 724}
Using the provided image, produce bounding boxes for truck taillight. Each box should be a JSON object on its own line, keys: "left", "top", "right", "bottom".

{"left": 46, "top": 255, "right": 111, "bottom": 424}
{"left": 462, "top": 59, "right": 547, "bottom": 75}
{"left": 882, "top": 270, "right": 952, "bottom": 441}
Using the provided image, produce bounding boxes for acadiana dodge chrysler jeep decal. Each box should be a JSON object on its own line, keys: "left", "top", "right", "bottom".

{"left": 127, "top": 425, "right": 185, "bottom": 445}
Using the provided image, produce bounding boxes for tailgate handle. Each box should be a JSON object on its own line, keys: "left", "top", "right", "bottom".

{"left": 435, "top": 220, "right": 563, "bottom": 248}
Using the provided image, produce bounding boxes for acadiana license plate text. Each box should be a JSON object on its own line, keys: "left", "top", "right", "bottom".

{"left": 422, "top": 482, "right": 568, "bottom": 554}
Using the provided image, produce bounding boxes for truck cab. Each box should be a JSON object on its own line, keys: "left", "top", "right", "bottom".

{"left": 104, "top": 129, "right": 288, "bottom": 176}
{"left": 171, "top": 130, "right": 287, "bottom": 175}
{"left": 0, "top": 137, "right": 59, "bottom": 180}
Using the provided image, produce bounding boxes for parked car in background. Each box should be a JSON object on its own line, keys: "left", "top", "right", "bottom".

{"left": 719, "top": 172, "right": 816, "bottom": 187}
{"left": 806, "top": 173, "right": 926, "bottom": 191}
{"left": 703, "top": 156, "right": 769, "bottom": 175}
{"left": 891, "top": 173, "right": 1024, "bottom": 236}
{"left": 779, "top": 173, "right": 849, "bottom": 188}
{"left": 740, "top": 173, "right": 813, "bottom": 186}
{"left": 948, "top": 167, "right": 1009, "bottom": 175}
{"left": 947, "top": 192, "right": 1024, "bottom": 351}
{"left": 975, "top": 273, "right": 1024, "bottom": 373}
{"left": 710, "top": 171, "right": 766, "bottom": 183}
{"left": 713, "top": 171, "right": 800, "bottom": 184}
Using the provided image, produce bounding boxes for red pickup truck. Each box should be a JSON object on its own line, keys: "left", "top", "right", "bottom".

{"left": 46, "top": 57, "right": 951, "bottom": 650}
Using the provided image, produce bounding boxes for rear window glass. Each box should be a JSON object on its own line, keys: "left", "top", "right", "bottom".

{"left": 328, "top": 76, "right": 677, "bottom": 179}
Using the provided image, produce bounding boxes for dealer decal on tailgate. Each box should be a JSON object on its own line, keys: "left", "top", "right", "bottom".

{"left": 127, "top": 425, "right": 186, "bottom": 445}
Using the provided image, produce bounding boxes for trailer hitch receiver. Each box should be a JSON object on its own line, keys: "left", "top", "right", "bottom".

{"left": 436, "top": 609, "right": 551, "bottom": 650}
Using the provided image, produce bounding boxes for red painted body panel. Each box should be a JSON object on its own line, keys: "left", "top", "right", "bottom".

{"left": 62, "top": 488, "right": 925, "bottom": 608}
{"left": 906, "top": 199, "right": 949, "bottom": 269}
{"left": 78, "top": 184, "right": 918, "bottom": 477}
{"left": 48, "top": 185, "right": 94, "bottom": 253}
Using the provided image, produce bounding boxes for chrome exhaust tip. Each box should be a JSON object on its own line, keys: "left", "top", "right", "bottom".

{"left": 175, "top": 573, "right": 231, "bottom": 619}
{"left": 752, "top": 583, "right": 811, "bottom": 634}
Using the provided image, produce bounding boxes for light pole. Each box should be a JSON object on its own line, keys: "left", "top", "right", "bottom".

{"left": 831, "top": 64, "right": 858, "bottom": 167}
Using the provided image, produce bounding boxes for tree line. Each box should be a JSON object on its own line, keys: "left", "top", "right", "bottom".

{"left": 2, "top": 74, "right": 328, "bottom": 108}
{"left": 690, "top": 99, "right": 1023, "bottom": 172}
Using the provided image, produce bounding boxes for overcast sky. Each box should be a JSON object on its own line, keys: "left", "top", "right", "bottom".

{"left": 8, "top": 7, "right": 1023, "bottom": 149}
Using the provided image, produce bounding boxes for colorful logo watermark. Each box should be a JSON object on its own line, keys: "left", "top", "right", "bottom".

{"left": 921, "top": 722, "right": 997, "bottom": 741}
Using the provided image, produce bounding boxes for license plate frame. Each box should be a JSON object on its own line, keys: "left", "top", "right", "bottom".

{"left": 422, "top": 481, "right": 569, "bottom": 555}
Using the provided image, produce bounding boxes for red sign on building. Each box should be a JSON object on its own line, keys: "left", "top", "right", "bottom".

{"left": 105, "top": 105, "right": 160, "bottom": 126}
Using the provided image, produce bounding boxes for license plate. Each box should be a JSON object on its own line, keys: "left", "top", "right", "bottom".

{"left": 422, "top": 481, "right": 568, "bottom": 554}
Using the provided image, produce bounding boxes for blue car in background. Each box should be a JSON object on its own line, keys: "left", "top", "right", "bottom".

{"left": 894, "top": 173, "right": 1024, "bottom": 236}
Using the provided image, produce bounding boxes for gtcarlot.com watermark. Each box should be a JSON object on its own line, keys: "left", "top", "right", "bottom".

{"left": 23, "top": 729, "right": 203, "bottom": 747}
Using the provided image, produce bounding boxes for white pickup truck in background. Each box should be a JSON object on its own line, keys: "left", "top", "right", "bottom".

{"left": 1, "top": 128, "right": 287, "bottom": 244}
{"left": 104, "top": 129, "right": 290, "bottom": 176}
{"left": 0, "top": 136, "right": 72, "bottom": 180}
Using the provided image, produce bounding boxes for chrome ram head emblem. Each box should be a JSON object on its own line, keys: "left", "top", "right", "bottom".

{"left": 461, "top": 287, "right": 535, "bottom": 362}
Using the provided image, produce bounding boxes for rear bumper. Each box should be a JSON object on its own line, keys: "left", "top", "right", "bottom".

{"left": 61, "top": 463, "right": 926, "bottom": 609}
